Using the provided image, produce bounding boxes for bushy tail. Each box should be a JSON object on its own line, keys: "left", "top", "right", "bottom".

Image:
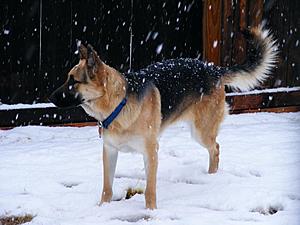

{"left": 222, "top": 24, "right": 278, "bottom": 91}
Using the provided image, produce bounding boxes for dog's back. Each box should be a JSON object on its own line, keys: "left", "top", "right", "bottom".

{"left": 124, "top": 58, "right": 226, "bottom": 121}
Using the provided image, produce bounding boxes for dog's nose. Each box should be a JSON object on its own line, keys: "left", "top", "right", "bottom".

{"left": 48, "top": 87, "right": 83, "bottom": 108}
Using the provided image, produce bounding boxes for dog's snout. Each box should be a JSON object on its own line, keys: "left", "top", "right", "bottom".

{"left": 49, "top": 85, "right": 83, "bottom": 108}
{"left": 49, "top": 89, "right": 66, "bottom": 108}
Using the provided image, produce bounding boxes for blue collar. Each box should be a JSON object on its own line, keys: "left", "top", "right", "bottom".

{"left": 98, "top": 98, "right": 127, "bottom": 129}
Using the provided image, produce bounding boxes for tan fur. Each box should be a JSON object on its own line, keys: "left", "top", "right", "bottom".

{"left": 159, "top": 86, "right": 226, "bottom": 174}
{"left": 67, "top": 46, "right": 227, "bottom": 209}
{"left": 100, "top": 145, "right": 114, "bottom": 203}
{"left": 191, "top": 87, "right": 226, "bottom": 173}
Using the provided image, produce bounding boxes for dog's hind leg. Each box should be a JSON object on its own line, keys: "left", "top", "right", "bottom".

{"left": 191, "top": 88, "right": 226, "bottom": 174}
{"left": 100, "top": 144, "right": 118, "bottom": 204}
{"left": 191, "top": 122, "right": 220, "bottom": 174}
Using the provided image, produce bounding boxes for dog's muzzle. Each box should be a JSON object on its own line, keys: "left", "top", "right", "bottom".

{"left": 49, "top": 85, "right": 83, "bottom": 108}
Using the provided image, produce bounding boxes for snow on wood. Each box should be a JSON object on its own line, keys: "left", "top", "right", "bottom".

{"left": 226, "top": 86, "right": 300, "bottom": 96}
{"left": 0, "top": 103, "right": 55, "bottom": 110}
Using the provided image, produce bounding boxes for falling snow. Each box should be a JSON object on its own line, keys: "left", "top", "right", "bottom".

{"left": 156, "top": 43, "right": 163, "bottom": 54}
{"left": 213, "top": 40, "right": 218, "bottom": 48}
{"left": 3, "top": 29, "right": 10, "bottom": 35}
{"left": 152, "top": 32, "right": 159, "bottom": 40}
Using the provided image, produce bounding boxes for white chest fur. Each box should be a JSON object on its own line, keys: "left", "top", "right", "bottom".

{"left": 81, "top": 103, "right": 103, "bottom": 121}
{"left": 104, "top": 134, "right": 146, "bottom": 154}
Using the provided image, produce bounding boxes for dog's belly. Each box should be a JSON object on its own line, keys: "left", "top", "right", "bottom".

{"left": 104, "top": 135, "right": 146, "bottom": 154}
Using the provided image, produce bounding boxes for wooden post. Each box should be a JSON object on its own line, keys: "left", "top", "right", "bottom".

{"left": 203, "top": 0, "right": 222, "bottom": 64}
{"left": 248, "top": 0, "right": 263, "bottom": 27}
{"left": 233, "top": 0, "right": 247, "bottom": 63}
{"left": 221, "top": 0, "right": 234, "bottom": 67}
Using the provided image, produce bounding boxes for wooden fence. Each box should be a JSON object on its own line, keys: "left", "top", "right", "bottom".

{"left": 204, "top": 0, "right": 300, "bottom": 88}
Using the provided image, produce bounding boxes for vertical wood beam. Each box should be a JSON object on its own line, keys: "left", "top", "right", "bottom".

{"left": 233, "top": 0, "right": 247, "bottom": 64}
{"left": 221, "top": 0, "right": 234, "bottom": 67}
{"left": 203, "top": 0, "right": 222, "bottom": 64}
{"left": 248, "top": 0, "right": 263, "bottom": 27}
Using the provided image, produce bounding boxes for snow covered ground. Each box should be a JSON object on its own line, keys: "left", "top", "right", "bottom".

{"left": 0, "top": 112, "right": 300, "bottom": 225}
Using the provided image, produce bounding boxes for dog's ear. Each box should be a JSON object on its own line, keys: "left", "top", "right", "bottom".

{"left": 87, "top": 44, "right": 102, "bottom": 74}
{"left": 78, "top": 44, "right": 88, "bottom": 59}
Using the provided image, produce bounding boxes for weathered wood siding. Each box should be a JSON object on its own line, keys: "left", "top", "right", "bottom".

{"left": 203, "top": 0, "right": 300, "bottom": 89}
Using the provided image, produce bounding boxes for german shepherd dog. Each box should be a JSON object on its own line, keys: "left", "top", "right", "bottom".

{"left": 49, "top": 25, "right": 277, "bottom": 209}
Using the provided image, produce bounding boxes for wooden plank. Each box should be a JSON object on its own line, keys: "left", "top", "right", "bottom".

{"left": 263, "top": 0, "right": 289, "bottom": 88}
{"left": 286, "top": 0, "right": 300, "bottom": 87}
{"left": 0, "top": 122, "right": 98, "bottom": 130}
{"left": 227, "top": 94, "right": 264, "bottom": 111}
{"left": 248, "top": 0, "right": 263, "bottom": 27}
{"left": 50, "top": 122, "right": 97, "bottom": 128}
{"left": 239, "top": 0, "right": 247, "bottom": 29}
{"left": 221, "top": 0, "right": 264, "bottom": 68}
{"left": 221, "top": 0, "right": 234, "bottom": 67}
{"left": 226, "top": 90, "right": 300, "bottom": 111}
{"left": 230, "top": 106, "right": 300, "bottom": 114}
{"left": 233, "top": 0, "right": 247, "bottom": 64}
{"left": 203, "top": 0, "right": 222, "bottom": 64}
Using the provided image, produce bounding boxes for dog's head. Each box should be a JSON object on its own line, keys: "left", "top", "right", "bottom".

{"left": 49, "top": 44, "right": 107, "bottom": 108}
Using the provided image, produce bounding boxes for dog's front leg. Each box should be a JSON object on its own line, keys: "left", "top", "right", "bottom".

{"left": 100, "top": 144, "right": 118, "bottom": 204}
{"left": 143, "top": 140, "right": 158, "bottom": 209}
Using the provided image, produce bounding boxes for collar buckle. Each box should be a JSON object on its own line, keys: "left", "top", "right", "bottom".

{"left": 97, "top": 121, "right": 103, "bottom": 138}
{"left": 97, "top": 121, "right": 103, "bottom": 128}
